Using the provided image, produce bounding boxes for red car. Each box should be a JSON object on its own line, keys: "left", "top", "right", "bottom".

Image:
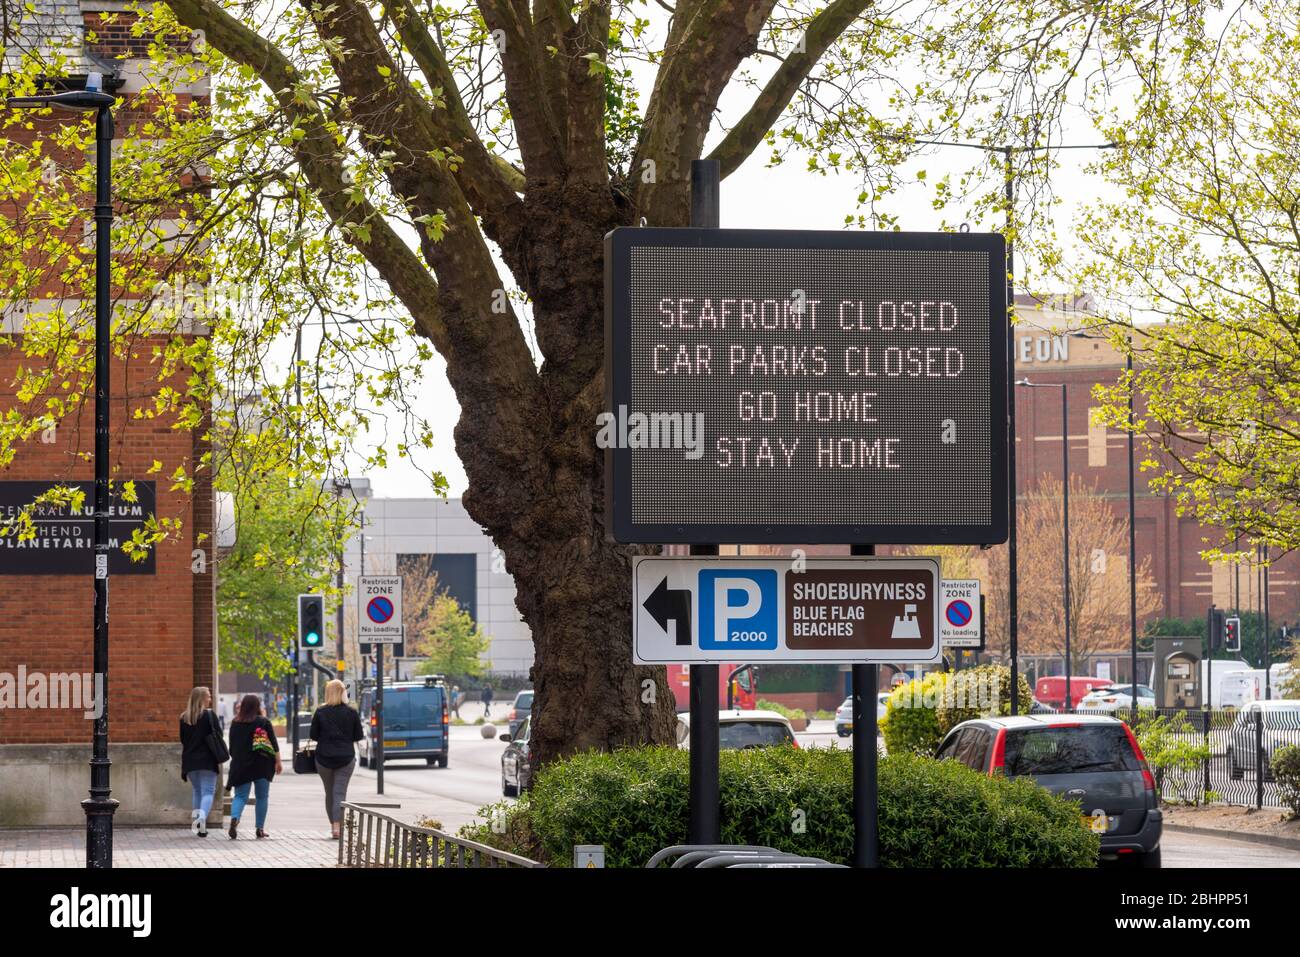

{"left": 1035, "top": 676, "right": 1113, "bottom": 711}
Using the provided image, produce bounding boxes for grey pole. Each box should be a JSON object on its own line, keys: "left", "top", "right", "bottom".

{"left": 1004, "top": 146, "right": 1020, "bottom": 715}
{"left": 851, "top": 544, "right": 878, "bottom": 867}
{"left": 1127, "top": 351, "right": 1138, "bottom": 701}
{"left": 687, "top": 158, "right": 721, "bottom": 846}
{"left": 1263, "top": 547, "right": 1271, "bottom": 700}
{"left": 1062, "top": 383, "right": 1071, "bottom": 710}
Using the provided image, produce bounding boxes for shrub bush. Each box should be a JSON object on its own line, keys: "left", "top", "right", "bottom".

{"left": 756, "top": 698, "right": 807, "bottom": 721}
{"left": 460, "top": 745, "right": 1099, "bottom": 868}
{"left": 936, "top": 664, "right": 1033, "bottom": 734}
{"left": 1132, "top": 711, "right": 1210, "bottom": 804}
{"left": 880, "top": 671, "right": 948, "bottom": 755}
{"left": 1273, "top": 744, "right": 1300, "bottom": 820}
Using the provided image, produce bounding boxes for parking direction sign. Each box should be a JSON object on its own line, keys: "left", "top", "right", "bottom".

{"left": 359, "top": 576, "right": 403, "bottom": 644}
{"left": 939, "top": 579, "right": 982, "bottom": 647}
{"left": 633, "top": 556, "right": 940, "bottom": 664}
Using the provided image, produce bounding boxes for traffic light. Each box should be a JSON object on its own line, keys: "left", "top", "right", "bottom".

{"left": 298, "top": 594, "right": 325, "bottom": 652}
{"left": 1208, "top": 607, "right": 1226, "bottom": 651}
{"left": 1225, "top": 616, "right": 1242, "bottom": 653}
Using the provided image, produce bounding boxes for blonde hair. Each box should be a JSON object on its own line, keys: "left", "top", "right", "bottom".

{"left": 324, "top": 679, "right": 347, "bottom": 706}
{"left": 181, "top": 686, "right": 210, "bottom": 725}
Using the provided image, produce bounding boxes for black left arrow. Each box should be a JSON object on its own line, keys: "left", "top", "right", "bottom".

{"left": 643, "top": 576, "right": 692, "bottom": 646}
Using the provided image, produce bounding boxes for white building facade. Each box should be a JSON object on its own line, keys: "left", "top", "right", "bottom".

{"left": 342, "top": 497, "right": 533, "bottom": 677}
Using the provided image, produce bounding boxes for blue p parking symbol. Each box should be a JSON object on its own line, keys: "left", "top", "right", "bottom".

{"left": 698, "top": 569, "right": 778, "bottom": 651}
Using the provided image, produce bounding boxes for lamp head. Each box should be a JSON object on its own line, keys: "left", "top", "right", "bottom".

{"left": 7, "top": 74, "right": 116, "bottom": 112}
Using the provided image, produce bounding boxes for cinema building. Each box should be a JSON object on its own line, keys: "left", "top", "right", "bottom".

{"left": 1006, "top": 295, "right": 1298, "bottom": 683}
{"left": 0, "top": 2, "right": 214, "bottom": 826}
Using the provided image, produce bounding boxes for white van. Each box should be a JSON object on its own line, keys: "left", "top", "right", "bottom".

{"left": 1200, "top": 660, "right": 1252, "bottom": 708}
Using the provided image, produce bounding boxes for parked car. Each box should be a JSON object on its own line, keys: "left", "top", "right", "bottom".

{"left": 1078, "top": 685, "right": 1156, "bottom": 713}
{"left": 507, "top": 689, "right": 534, "bottom": 737}
{"left": 1028, "top": 698, "right": 1057, "bottom": 714}
{"left": 1035, "top": 675, "right": 1114, "bottom": 710}
{"left": 677, "top": 710, "right": 799, "bottom": 749}
{"left": 1227, "top": 700, "right": 1300, "bottom": 780}
{"left": 935, "top": 714, "right": 1162, "bottom": 867}
{"left": 499, "top": 716, "right": 533, "bottom": 797}
{"left": 358, "top": 676, "right": 449, "bottom": 768}
{"left": 835, "top": 693, "right": 891, "bottom": 737}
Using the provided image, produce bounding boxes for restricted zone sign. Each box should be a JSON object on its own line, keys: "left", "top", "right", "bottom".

{"left": 939, "top": 579, "right": 982, "bottom": 648}
{"left": 358, "top": 575, "right": 403, "bottom": 644}
{"left": 604, "top": 228, "right": 1008, "bottom": 544}
{"left": 633, "top": 556, "right": 941, "bottom": 664}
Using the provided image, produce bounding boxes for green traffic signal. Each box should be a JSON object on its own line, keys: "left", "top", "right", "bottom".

{"left": 298, "top": 594, "right": 325, "bottom": 651}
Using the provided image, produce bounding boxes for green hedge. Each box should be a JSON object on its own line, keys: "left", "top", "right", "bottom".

{"left": 879, "top": 671, "right": 948, "bottom": 755}
{"left": 937, "top": 664, "right": 1033, "bottom": 733}
{"left": 1274, "top": 745, "right": 1300, "bottom": 820}
{"left": 461, "top": 746, "right": 1099, "bottom": 868}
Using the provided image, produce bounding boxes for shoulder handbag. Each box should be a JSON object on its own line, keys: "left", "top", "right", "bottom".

{"left": 293, "top": 739, "right": 318, "bottom": 775}
{"left": 204, "top": 710, "right": 231, "bottom": 764}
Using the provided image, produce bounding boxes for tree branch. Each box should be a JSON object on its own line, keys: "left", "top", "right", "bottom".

{"left": 708, "top": 0, "right": 874, "bottom": 179}
{"left": 476, "top": 0, "right": 568, "bottom": 179}
{"left": 377, "top": 0, "right": 526, "bottom": 204}
{"left": 167, "top": 0, "right": 450, "bottom": 352}
{"left": 630, "top": 0, "right": 778, "bottom": 225}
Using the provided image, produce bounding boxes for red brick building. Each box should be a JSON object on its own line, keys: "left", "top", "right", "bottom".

{"left": 0, "top": 1, "right": 213, "bottom": 825}
{"left": 1011, "top": 295, "right": 1297, "bottom": 631}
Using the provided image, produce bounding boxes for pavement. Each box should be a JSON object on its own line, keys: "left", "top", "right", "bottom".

{"left": 0, "top": 722, "right": 512, "bottom": 868}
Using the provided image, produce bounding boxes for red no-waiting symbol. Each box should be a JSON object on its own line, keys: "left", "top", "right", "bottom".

{"left": 367, "top": 596, "right": 394, "bottom": 623}
{"left": 946, "top": 600, "right": 972, "bottom": 628}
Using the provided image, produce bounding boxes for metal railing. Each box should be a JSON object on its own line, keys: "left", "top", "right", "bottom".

{"left": 337, "top": 803, "right": 542, "bottom": 868}
{"left": 646, "top": 844, "right": 846, "bottom": 868}
{"left": 1059, "top": 706, "right": 1300, "bottom": 810}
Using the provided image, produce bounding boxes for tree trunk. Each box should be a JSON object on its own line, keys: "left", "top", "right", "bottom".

{"left": 448, "top": 186, "right": 679, "bottom": 765}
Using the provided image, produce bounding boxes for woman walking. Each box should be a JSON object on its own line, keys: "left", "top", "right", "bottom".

{"left": 310, "top": 679, "right": 364, "bottom": 839}
{"left": 226, "top": 694, "right": 282, "bottom": 839}
{"left": 179, "top": 686, "right": 225, "bottom": 837}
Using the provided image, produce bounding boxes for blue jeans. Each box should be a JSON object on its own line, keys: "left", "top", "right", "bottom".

{"left": 232, "top": 778, "right": 270, "bottom": 829}
{"left": 189, "top": 769, "right": 218, "bottom": 821}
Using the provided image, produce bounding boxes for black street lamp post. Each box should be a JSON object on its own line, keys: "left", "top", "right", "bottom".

{"left": 905, "top": 137, "right": 1115, "bottom": 712}
{"left": 1018, "top": 379, "right": 1071, "bottom": 708}
{"left": 8, "top": 74, "right": 119, "bottom": 868}
{"left": 1071, "top": 330, "right": 1140, "bottom": 699}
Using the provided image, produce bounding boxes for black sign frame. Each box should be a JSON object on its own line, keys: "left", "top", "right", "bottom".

{"left": 0, "top": 480, "right": 158, "bottom": 575}
{"left": 604, "top": 227, "right": 1009, "bottom": 545}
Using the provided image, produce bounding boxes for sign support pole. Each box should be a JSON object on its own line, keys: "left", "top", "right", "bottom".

{"left": 851, "top": 543, "right": 879, "bottom": 868}
{"left": 376, "top": 644, "right": 385, "bottom": 795}
{"left": 290, "top": 648, "right": 300, "bottom": 755}
{"left": 687, "top": 158, "right": 722, "bottom": 847}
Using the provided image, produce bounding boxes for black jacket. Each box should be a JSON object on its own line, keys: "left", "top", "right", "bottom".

{"left": 179, "top": 709, "right": 222, "bottom": 780}
{"left": 226, "top": 716, "right": 279, "bottom": 788}
{"left": 310, "top": 704, "right": 363, "bottom": 769}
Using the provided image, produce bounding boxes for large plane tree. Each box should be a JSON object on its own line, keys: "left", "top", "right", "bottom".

{"left": 1, "top": 0, "right": 1211, "bottom": 762}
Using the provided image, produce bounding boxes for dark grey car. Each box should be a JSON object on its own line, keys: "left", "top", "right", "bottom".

{"left": 500, "top": 716, "right": 532, "bottom": 797}
{"left": 935, "top": 714, "right": 1162, "bottom": 867}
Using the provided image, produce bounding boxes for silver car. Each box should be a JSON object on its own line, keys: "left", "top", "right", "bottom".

{"left": 1227, "top": 700, "right": 1300, "bottom": 780}
{"left": 835, "top": 693, "right": 890, "bottom": 737}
